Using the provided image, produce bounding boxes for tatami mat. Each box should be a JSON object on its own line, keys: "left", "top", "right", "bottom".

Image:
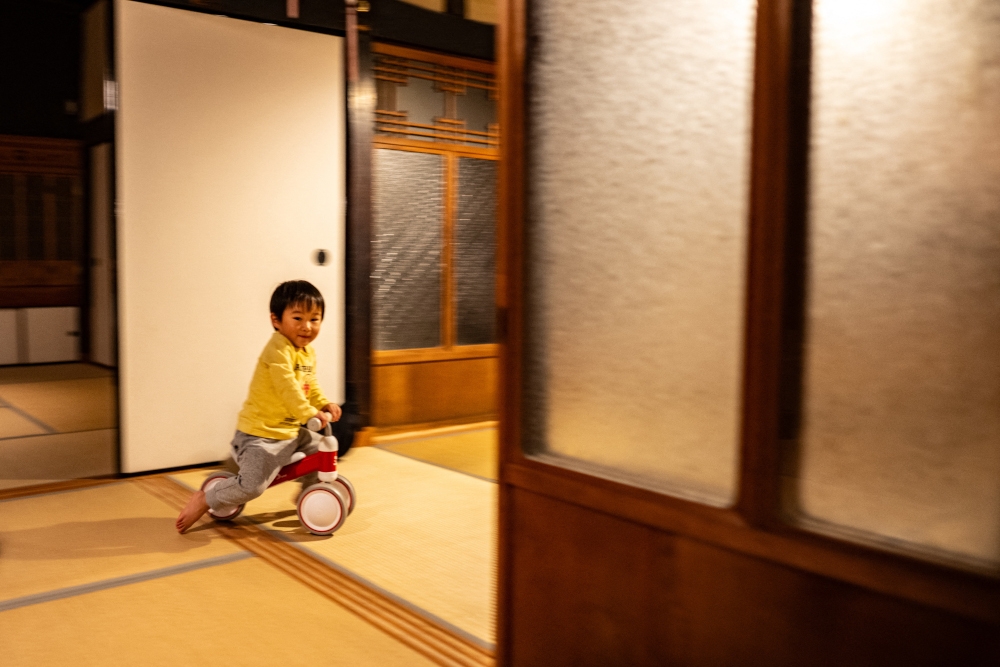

{"left": 0, "top": 378, "right": 117, "bottom": 434}
{"left": 0, "top": 482, "right": 241, "bottom": 601}
{"left": 171, "top": 446, "right": 498, "bottom": 645}
{"left": 0, "top": 556, "right": 438, "bottom": 667}
{"left": 0, "top": 407, "right": 48, "bottom": 439}
{"left": 377, "top": 428, "right": 498, "bottom": 481}
{"left": 0, "top": 429, "right": 117, "bottom": 490}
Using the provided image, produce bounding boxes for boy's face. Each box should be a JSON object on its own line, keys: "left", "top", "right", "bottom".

{"left": 271, "top": 302, "right": 323, "bottom": 348}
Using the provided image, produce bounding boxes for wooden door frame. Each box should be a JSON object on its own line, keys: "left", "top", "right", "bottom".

{"left": 495, "top": 0, "right": 1000, "bottom": 662}
{"left": 367, "top": 43, "right": 501, "bottom": 430}
{"left": 368, "top": 140, "right": 500, "bottom": 428}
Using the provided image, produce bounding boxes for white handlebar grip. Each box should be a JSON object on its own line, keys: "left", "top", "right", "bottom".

{"left": 306, "top": 417, "right": 322, "bottom": 432}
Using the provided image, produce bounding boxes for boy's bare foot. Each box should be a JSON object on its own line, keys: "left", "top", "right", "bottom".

{"left": 176, "top": 490, "right": 210, "bottom": 534}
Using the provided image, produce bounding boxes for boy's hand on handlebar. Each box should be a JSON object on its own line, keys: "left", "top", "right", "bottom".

{"left": 322, "top": 403, "right": 342, "bottom": 422}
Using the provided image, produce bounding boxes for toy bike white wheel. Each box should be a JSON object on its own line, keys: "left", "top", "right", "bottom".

{"left": 329, "top": 475, "right": 357, "bottom": 515}
{"left": 200, "top": 471, "right": 244, "bottom": 521}
{"left": 297, "top": 483, "right": 348, "bottom": 536}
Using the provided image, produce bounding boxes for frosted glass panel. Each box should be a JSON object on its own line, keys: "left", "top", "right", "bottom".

{"left": 455, "top": 157, "right": 497, "bottom": 346}
{"left": 798, "top": 1, "right": 1000, "bottom": 566}
{"left": 524, "top": 0, "right": 756, "bottom": 504}
{"left": 372, "top": 148, "right": 444, "bottom": 350}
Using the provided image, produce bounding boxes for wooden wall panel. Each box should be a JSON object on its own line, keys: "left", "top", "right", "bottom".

{"left": 371, "top": 356, "right": 497, "bottom": 427}
{"left": 671, "top": 538, "right": 1000, "bottom": 667}
{"left": 0, "top": 137, "right": 84, "bottom": 309}
{"left": 507, "top": 487, "right": 1000, "bottom": 667}
{"left": 0, "top": 136, "right": 82, "bottom": 176}
{"left": 509, "top": 487, "right": 672, "bottom": 666}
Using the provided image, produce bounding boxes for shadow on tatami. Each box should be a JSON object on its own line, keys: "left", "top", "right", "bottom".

{"left": 0, "top": 481, "right": 441, "bottom": 667}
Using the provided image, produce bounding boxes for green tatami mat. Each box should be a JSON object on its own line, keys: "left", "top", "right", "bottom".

{"left": 377, "top": 428, "right": 498, "bottom": 482}
{"left": 0, "top": 556, "right": 438, "bottom": 667}
{"left": 0, "top": 482, "right": 241, "bottom": 601}
{"left": 171, "top": 445, "right": 497, "bottom": 646}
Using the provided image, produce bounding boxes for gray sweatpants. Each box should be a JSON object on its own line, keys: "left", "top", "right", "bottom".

{"left": 205, "top": 428, "right": 321, "bottom": 511}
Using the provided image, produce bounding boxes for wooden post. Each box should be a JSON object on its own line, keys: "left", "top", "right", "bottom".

{"left": 345, "top": 0, "right": 374, "bottom": 426}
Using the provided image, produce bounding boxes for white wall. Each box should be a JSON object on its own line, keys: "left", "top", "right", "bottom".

{"left": 116, "top": 1, "right": 345, "bottom": 472}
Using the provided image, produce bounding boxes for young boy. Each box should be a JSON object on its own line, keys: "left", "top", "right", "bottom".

{"left": 176, "top": 280, "right": 342, "bottom": 533}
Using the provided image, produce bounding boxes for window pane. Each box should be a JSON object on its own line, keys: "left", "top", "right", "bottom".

{"left": 523, "top": 0, "right": 756, "bottom": 504}
{"left": 797, "top": 1, "right": 1000, "bottom": 567}
{"left": 455, "top": 157, "right": 497, "bottom": 346}
{"left": 394, "top": 75, "right": 443, "bottom": 129}
{"left": 372, "top": 148, "right": 443, "bottom": 350}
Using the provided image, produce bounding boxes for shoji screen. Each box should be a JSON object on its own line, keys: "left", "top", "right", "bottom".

{"left": 116, "top": 1, "right": 345, "bottom": 472}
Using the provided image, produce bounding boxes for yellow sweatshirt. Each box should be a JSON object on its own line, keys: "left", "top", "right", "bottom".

{"left": 236, "top": 332, "right": 331, "bottom": 439}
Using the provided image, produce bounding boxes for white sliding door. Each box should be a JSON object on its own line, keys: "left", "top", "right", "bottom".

{"left": 116, "top": 1, "right": 345, "bottom": 472}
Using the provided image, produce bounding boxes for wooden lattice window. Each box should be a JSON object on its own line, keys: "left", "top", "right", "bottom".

{"left": 374, "top": 43, "right": 498, "bottom": 149}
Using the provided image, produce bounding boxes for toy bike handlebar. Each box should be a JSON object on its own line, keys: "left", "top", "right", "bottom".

{"left": 306, "top": 415, "right": 333, "bottom": 436}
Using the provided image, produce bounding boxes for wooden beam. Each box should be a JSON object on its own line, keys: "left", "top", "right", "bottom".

{"left": 126, "top": 0, "right": 346, "bottom": 33}
{"left": 373, "top": 41, "right": 494, "bottom": 73}
{"left": 495, "top": 0, "right": 526, "bottom": 660}
{"left": 0, "top": 136, "right": 82, "bottom": 176}
{"left": 442, "top": 153, "right": 456, "bottom": 347}
{"left": 345, "top": 13, "right": 374, "bottom": 426}
{"left": 736, "top": 0, "right": 812, "bottom": 528}
{"left": 371, "top": 0, "right": 494, "bottom": 62}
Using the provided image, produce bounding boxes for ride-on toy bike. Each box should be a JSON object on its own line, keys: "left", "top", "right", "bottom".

{"left": 199, "top": 418, "right": 356, "bottom": 536}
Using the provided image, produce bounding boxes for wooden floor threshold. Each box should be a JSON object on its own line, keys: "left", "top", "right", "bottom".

{"left": 371, "top": 419, "right": 498, "bottom": 445}
{"left": 135, "top": 476, "right": 495, "bottom": 667}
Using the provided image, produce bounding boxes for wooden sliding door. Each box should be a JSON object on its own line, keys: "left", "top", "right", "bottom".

{"left": 496, "top": 0, "right": 1000, "bottom": 664}
{"left": 370, "top": 44, "right": 500, "bottom": 429}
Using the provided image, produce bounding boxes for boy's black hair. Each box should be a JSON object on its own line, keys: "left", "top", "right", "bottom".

{"left": 270, "top": 280, "right": 325, "bottom": 322}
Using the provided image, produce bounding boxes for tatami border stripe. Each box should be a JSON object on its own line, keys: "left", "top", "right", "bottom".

{"left": 164, "top": 465, "right": 495, "bottom": 645}
{"left": 137, "top": 476, "right": 495, "bottom": 667}
{"left": 0, "top": 477, "right": 123, "bottom": 502}
{"left": 0, "top": 551, "right": 254, "bottom": 612}
{"left": 0, "top": 398, "right": 58, "bottom": 434}
{"left": 258, "top": 520, "right": 496, "bottom": 650}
